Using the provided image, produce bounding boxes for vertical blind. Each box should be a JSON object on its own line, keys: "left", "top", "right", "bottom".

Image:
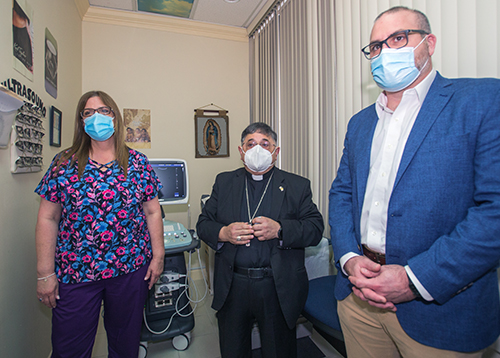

{"left": 249, "top": 0, "right": 335, "bottom": 223}
{"left": 250, "top": 0, "right": 500, "bottom": 236}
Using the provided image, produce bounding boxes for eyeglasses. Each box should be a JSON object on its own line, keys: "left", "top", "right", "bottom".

{"left": 19, "top": 103, "right": 42, "bottom": 117}
{"left": 243, "top": 139, "right": 276, "bottom": 151}
{"left": 80, "top": 106, "right": 113, "bottom": 118}
{"left": 15, "top": 125, "right": 45, "bottom": 141}
{"left": 15, "top": 156, "right": 43, "bottom": 167}
{"left": 361, "top": 29, "right": 429, "bottom": 60}
{"left": 33, "top": 129, "right": 45, "bottom": 140}
{"left": 16, "top": 113, "right": 44, "bottom": 129}
{"left": 16, "top": 125, "right": 31, "bottom": 139}
{"left": 15, "top": 141, "right": 43, "bottom": 154}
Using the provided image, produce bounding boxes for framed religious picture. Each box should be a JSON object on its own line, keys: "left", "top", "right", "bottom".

{"left": 194, "top": 109, "right": 229, "bottom": 158}
{"left": 50, "top": 106, "right": 61, "bottom": 147}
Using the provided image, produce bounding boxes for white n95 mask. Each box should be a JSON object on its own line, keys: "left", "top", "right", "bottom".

{"left": 243, "top": 145, "right": 275, "bottom": 173}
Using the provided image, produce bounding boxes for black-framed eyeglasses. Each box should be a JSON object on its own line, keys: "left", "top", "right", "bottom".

{"left": 16, "top": 114, "right": 44, "bottom": 128}
{"left": 15, "top": 141, "right": 43, "bottom": 154}
{"left": 33, "top": 129, "right": 45, "bottom": 140}
{"left": 16, "top": 125, "right": 31, "bottom": 139}
{"left": 361, "top": 29, "right": 429, "bottom": 60}
{"left": 80, "top": 106, "right": 113, "bottom": 119}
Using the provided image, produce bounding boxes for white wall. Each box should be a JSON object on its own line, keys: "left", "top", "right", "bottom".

{"left": 81, "top": 10, "right": 250, "bottom": 229}
{"left": 0, "top": 0, "right": 82, "bottom": 357}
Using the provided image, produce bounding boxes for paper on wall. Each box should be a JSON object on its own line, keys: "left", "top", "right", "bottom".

{"left": 0, "top": 85, "right": 24, "bottom": 148}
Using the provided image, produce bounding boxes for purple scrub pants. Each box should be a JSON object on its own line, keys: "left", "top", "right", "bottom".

{"left": 51, "top": 263, "right": 149, "bottom": 358}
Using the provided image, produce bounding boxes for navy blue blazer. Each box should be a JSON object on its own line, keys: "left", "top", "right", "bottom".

{"left": 329, "top": 72, "right": 500, "bottom": 352}
{"left": 197, "top": 167, "right": 323, "bottom": 329}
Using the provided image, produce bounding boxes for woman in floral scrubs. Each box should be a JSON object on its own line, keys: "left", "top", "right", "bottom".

{"left": 35, "top": 91, "right": 165, "bottom": 358}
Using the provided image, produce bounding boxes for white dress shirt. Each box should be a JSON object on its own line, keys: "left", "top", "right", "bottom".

{"left": 340, "top": 70, "right": 437, "bottom": 301}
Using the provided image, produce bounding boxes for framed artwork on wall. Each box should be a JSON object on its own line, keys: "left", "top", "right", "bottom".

{"left": 123, "top": 108, "right": 151, "bottom": 149}
{"left": 49, "top": 105, "right": 61, "bottom": 147}
{"left": 194, "top": 109, "right": 229, "bottom": 158}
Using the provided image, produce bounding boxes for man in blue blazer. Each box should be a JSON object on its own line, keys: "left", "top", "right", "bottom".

{"left": 329, "top": 6, "right": 500, "bottom": 357}
{"left": 198, "top": 122, "right": 323, "bottom": 358}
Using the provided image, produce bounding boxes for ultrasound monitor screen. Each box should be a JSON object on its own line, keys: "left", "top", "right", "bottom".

{"left": 149, "top": 159, "right": 188, "bottom": 205}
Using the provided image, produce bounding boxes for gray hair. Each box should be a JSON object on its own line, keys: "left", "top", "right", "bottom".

{"left": 240, "top": 122, "right": 277, "bottom": 144}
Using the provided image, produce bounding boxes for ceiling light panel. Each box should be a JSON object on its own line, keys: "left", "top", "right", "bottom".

{"left": 192, "top": 0, "right": 268, "bottom": 28}
{"left": 89, "top": 0, "right": 136, "bottom": 11}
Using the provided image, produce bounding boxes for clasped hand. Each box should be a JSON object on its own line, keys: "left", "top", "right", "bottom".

{"left": 220, "top": 217, "right": 280, "bottom": 245}
{"left": 345, "top": 256, "right": 416, "bottom": 312}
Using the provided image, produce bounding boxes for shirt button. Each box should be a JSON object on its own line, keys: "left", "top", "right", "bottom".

{"left": 387, "top": 144, "right": 393, "bottom": 150}
{"left": 381, "top": 172, "right": 387, "bottom": 177}
{"left": 371, "top": 231, "right": 377, "bottom": 236}
{"left": 395, "top": 117, "right": 400, "bottom": 122}
{"left": 375, "top": 201, "right": 380, "bottom": 206}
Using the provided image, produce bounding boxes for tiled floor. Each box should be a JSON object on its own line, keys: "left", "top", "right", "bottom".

{"left": 91, "top": 269, "right": 343, "bottom": 358}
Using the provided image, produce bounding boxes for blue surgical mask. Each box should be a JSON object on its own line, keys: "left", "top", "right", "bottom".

{"left": 84, "top": 113, "right": 115, "bottom": 141}
{"left": 371, "top": 36, "right": 428, "bottom": 92}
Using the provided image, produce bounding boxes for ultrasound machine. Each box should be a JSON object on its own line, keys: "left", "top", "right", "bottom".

{"left": 139, "top": 159, "right": 206, "bottom": 356}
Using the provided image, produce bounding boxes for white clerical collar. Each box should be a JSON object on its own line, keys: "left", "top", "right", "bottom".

{"left": 247, "top": 167, "right": 275, "bottom": 181}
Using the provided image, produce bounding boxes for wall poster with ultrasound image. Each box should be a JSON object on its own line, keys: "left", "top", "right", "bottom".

{"left": 12, "top": 0, "right": 34, "bottom": 81}
{"left": 44, "top": 28, "right": 58, "bottom": 99}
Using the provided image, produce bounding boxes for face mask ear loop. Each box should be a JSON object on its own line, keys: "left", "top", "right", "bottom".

{"left": 419, "top": 57, "right": 430, "bottom": 73}
{"left": 415, "top": 35, "right": 430, "bottom": 73}
{"left": 414, "top": 34, "right": 429, "bottom": 51}
{"left": 241, "top": 146, "right": 249, "bottom": 168}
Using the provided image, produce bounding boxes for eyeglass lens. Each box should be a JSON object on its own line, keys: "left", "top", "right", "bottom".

{"left": 366, "top": 31, "right": 409, "bottom": 59}
{"left": 362, "top": 30, "right": 428, "bottom": 59}
{"left": 81, "top": 106, "right": 113, "bottom": 118}
{"left": 245, "top": 140, "right": 275, "bottom": 150}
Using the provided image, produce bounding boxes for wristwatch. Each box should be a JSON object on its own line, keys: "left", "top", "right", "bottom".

{"left": 407, "top": 273, "right": 422, "bottom": 299}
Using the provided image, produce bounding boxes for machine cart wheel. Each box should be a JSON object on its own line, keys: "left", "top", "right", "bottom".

{"left": 172, "top": 332, "right": 191, "bottom": 351}
{"left": 138, "top": 342, "right": 148, "bottom": 358}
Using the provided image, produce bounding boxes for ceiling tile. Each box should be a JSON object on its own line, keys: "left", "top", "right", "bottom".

{"left": 87, "top": 0, "right": 268, "bottom": 28}
{"left": 89, "top": 0, "right": 136, "bottom": 11}
{"left": 191, "top": 0, "right": 268, "bottom": 28}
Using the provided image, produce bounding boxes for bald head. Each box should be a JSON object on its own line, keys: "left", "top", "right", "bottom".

{"left": 374, "top": 6, "right": 431, "bottom": 33}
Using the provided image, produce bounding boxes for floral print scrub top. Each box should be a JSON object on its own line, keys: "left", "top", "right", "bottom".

{"left": 35, "top": 149, "right": 162, "bottom": 284}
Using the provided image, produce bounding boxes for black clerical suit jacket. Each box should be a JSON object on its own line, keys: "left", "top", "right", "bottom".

{"left": 197, "top": 167, "right": 324, "bottom": 329}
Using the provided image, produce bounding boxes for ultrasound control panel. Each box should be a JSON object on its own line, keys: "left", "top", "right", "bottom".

{"left": 163, "top": 220, "right": 192, "bottom": 249}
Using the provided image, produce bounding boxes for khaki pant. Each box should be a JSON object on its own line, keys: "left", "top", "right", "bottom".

{"left": 337, "top": 293, "right": 484, "bottom": 358}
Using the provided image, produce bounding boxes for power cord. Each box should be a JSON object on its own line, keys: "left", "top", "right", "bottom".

{"left": 143, "top": 247, "right": 209, "bottom": 334}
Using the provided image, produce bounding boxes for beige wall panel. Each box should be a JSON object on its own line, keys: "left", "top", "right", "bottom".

{"left": 0, "top": 0, "right": 82, "bottom": 357}
{"left": 82, "top": 21, "right": 249, "bottom": 229}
